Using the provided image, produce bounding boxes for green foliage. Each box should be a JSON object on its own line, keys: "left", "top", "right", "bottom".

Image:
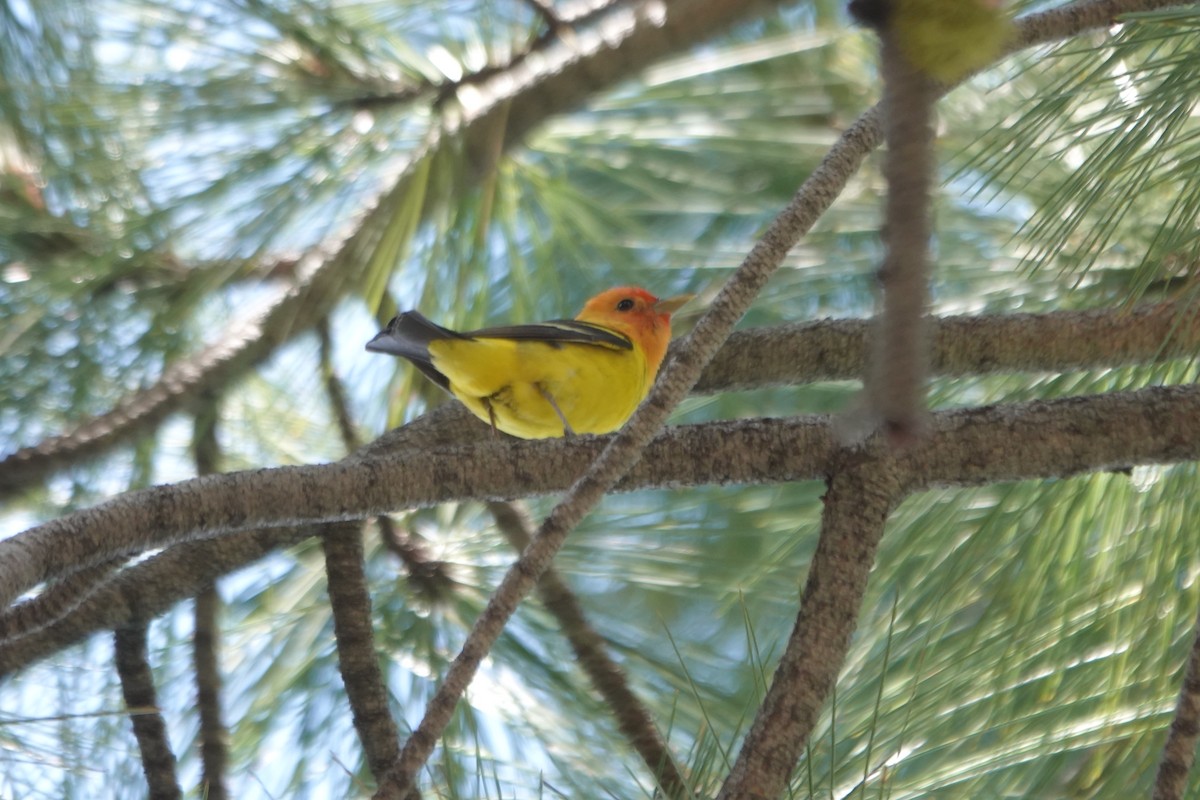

{"left": 2, "top": 1, "right": 1199, "bottom": 798}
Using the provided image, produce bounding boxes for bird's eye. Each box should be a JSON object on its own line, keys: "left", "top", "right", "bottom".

{"left": 616, "top": 298, "right": 635, "bottom": 312}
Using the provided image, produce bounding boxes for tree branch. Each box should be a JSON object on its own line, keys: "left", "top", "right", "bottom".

{"left": 691, "top": 300, "right": 1200, "bottom": 394}
{"left": 317, "top": 327, "right": 413, "bottom": 792}
{"left": 1153, "top": 599, "right": 1200, "bottom": 800}
{"left": 193, "top": 586, "right": 229, "bottom": 800}
{"left": 0, "top": 525, "right": 311, "bottom": 676}
{"left": 717, "top": 454, "right": 903, "bottom": 799}
{"left": 0, "top": 556, "right": 124, "bottom": 640}
{"left": 2, "top": 383, "right": 1198, "bottom": 615}
{"left": 375, "top": 516, "right": 457, "bottom": 605}
{"left": 321, "top": 521, "right": 408, "bottom": 790}
{"left": 1010, "top": 0, "right": 1184, "bottom": 51}
{"left": 866, "top": 23, "right": 936, "bottom": 440}
{"left": 521, "top": 0, "right": 567, "bottom": 31}
{"left": 488, "top": 500, "right": 690, "bottom": 799}
{"left": 114, "top": 624, "right": 183, "bottom": 800}
{"left": 192, "top": 395, "right": 230, "bottom": 800}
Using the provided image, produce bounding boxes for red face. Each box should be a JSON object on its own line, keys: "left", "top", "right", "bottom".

{"left": 581, "top": 287, "right": 670, "bottom": 325}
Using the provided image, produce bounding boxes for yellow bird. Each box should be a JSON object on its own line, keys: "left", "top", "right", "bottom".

{"left": 851, "top": 0, "right": 1012, "bottom": 83}
{"left": 367, "top": 286, "right": 692, "bottom": 439}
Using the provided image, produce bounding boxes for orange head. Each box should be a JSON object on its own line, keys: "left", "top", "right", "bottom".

{"left": 575, "top": 286, "right": 692, "bottom": 374}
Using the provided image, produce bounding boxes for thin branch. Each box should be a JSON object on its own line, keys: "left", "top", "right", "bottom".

{"left": 376, "top": 512, "right": 457, "bottom": 605}
{"left": 348, "top": 0, "right": 628, "bottom": 111}
{"left": 193, "top": 587, "right": 229, "bottom": 800}
{"left": 521, "top": 0, "right": 567, "bottom": 31}
{"left": 318, "top": 319, "right": 361, "bottom": 452}
{"left": 374, "top": 90, "right": 883, "bottom": 799}
{"left": 114, "top": 625, "right": 183, "bottom": 800}
{"left": 318, "top": 320, "right": 418, "bottom": 797}
{"left": 0, "top": 525, "right": 312, "bottom": 677}
{"left": 321, "top": 522, "right": 406, "bottom": 788}
{"left": 488, "top": 500, "right": 690, "bottom": 799}
{"left": 717, "top": 454, "right": 902, "bottom": 799}
{"left": 0, "top": 557, "right": 124, "bottom": 640}
{"left": 557, "top": 0, "right": 636, "bottom": 22}
{"left": 191, "top": 400, "right": 229, "bottom": 800}
{"left": 1153, "top": 600, "right": 1200, "bottom": 800}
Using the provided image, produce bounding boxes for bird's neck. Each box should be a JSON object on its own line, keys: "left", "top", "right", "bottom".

{"left": 580, "top": 313, "right": 669, "bottom": 374}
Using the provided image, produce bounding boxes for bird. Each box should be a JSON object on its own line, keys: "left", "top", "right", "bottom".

{"left": 366, "top": 286, "right": 692, "bottom": 439}
{"left": 850, "top": 0, "right": 1012, "bottom": 84}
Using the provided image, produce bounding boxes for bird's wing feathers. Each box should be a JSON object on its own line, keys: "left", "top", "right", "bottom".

{"left": 465, "top": 319, "right": 633, "bottom": 351}
{"left": 366, "top": 315, "right": 633, "bottom": 395}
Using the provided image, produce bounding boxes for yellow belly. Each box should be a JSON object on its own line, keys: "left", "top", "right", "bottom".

{"left": 428, "top": 337, "right": 649, "bottom": 439}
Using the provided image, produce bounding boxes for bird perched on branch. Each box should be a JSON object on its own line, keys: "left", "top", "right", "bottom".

{"left": 367, "top": 286, "right": 692, "bottom": 439}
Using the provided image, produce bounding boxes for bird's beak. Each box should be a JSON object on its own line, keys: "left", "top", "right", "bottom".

{"left": 655, "top": 294, "right": 694, "bottom": 316}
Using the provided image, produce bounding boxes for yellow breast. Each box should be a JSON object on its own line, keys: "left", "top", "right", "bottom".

{"left": 428, "top": 337, "right": 649, "bottom": 439}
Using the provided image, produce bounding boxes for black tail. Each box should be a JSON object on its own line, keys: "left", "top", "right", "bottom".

{"left": 366, "top": 311, "right": 463, "bottom": 391}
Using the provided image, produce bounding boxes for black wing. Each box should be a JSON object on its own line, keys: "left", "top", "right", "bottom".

{"left": 465, "top": 319, "right": 633, "bottom": 351}
{"left": 367, "top": 315, "right": 633, "bottom": 391}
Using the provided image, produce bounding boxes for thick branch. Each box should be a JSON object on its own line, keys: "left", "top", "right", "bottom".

{"left": 718, "top": 455, "right": 902, "bottom": 799}
{"left": 2, "top": 384, "right": 1198, "bottom": 614}
{"left": 0, "top": 557, "right": 124, "bottom": 640}
{"left": 1010, "top": 0, "right": 1185, "bottom": 50}
{"left": 692, "top": 300, "right": 1200, "bottom": 394}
